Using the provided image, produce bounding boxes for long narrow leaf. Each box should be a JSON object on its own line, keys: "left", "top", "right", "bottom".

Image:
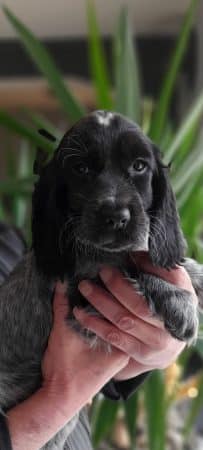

{"left": 0, "top": 202, "right": 6, "bottom": 221}
{"left": 150, "top": 0, "right": 199, "bottom": 142}
{"left": 3, "top": 6, "right": 86, "bottom": 122}
{"left": 123, "top": 392, "right": 138, "bottom": 450}
{"left": 91, "top": 398, "right": 119, "bottom": 447}
{"left": 144, "top": 371, "right": 166, "bottom": 450}
{"left": 22, "top": 108, "right": 63, "bottom": 141}
{"left": 172, "top": 136, "right": 203, "bottom": 194}
{"left": 0, "top": 110, "right": 55, "bottom": 153}
{"left": 177, "top": 169, "right": 203, "bottom": 209}
{"left": 13, "top": 141, "right": 33, "bottom": 228}
{"left": 0, "top": 176, "right": 36, "bottom": 195}
{"left": 114, "top": 8, "right": 141, "bottom": 123}
{"left": 87, "top": 0, "right": 113, "bottom": 109}
{"left": 165, "top": 92, "right": 203, "bottom": 164}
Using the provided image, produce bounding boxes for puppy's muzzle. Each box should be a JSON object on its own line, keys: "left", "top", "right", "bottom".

{"left": 99, "top": 203, "right": 131, "bottom": 231}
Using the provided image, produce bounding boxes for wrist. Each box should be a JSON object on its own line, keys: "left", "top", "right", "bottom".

{"left": 7, "top": 386, "right": 74, "bottom": 450}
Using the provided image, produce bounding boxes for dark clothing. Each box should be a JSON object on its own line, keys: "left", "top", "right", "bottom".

{"left": 0, "top": 222, "right": 149, "bottom": 449}
{"left": 0, "top": 223, "right": 26, "bottom": 286}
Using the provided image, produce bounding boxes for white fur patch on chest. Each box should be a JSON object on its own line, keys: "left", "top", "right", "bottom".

{"left": 95, "top": 111, "right": 114, "bottom": 127}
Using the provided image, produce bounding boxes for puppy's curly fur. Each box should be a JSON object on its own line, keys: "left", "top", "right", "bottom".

{"left": 0, "top": 111, "right": 202, "bottom": 449}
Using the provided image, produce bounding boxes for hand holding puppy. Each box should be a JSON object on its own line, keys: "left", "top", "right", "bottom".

{"left": 73, "top": 253, "right": 197, "bottom": 381}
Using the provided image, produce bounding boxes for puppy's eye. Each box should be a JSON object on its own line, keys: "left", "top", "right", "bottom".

{"left": 73, "top": 163, "right": 89, "bottom": 175}
{"left": 132, "top": 159, "right": 147, "bottom": 173}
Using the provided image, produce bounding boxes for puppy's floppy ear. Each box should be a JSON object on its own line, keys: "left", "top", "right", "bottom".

{"left": 32, "top": 126, "right": 79, "bottom": 279}
{"left": 33, "top": 129, "right": 56, "bottom": 175}
{"left": 148, "top": 145, "right": 186, "bottom": 268}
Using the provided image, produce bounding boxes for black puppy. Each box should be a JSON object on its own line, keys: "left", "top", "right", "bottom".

{"left": 33, "top": 110, "right": 199, "bottom": 340}
{"left": 0, "top": 111, "right": 202, "bottom": 449}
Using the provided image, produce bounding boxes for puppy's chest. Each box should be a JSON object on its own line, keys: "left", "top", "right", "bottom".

{"left": 67, "top": 253, "right": 137, "bottom": 310}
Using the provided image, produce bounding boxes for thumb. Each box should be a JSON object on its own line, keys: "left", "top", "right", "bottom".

{"left": 53, "top": 281, "right": 70, "bottom": 325}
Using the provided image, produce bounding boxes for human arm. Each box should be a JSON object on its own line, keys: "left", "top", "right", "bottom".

{"left": 6, "top": 282, "right": 128, "bottom": 450}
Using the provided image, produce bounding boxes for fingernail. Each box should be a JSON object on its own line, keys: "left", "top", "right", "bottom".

{"left": 100, "top": 267, "right": 113, "bottom": 282}
{"left": 79, "top": 280, "right": 93, "bottom": 296}
{"left": 56, "top": 281, "right": 67, "bottom": 294}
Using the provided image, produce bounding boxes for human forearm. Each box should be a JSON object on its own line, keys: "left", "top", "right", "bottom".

{"left": 7, "top": 386, "right": 73, "bottom": 450}
{"left": 4, "top": 281, "right": 128, "bottom": 450}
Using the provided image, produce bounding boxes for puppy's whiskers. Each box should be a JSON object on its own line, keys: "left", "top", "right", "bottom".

{"left": 59, "top": 214, "right": 81, "bottom": 254}
{"left": 150, "top": 215, "right": 168, "bottom": 243}
{"left": 149, "top": 215, "right": 169, "bottom": 262}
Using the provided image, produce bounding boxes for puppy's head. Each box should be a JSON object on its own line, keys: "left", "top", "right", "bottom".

{"left": 32, "top": 110, "right": 186, "bottom": 277}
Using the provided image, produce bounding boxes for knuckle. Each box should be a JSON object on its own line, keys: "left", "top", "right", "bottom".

{"left": 117, "top": 315, "right": 135, "bottom": 331}
{"left": 107, "top": 330, "right": 122, "bottom": 347}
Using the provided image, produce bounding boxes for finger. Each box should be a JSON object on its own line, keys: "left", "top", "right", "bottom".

{"left": 73, "top": 307, "right": 154, "bottom": 365}
{"left": 53, "top": 281, "right": 70, "bottom": 326}
{"left": 113, "top": 358, "right": 151, "bottom": 381}
{"left": 97, "top": 267, "right": 164, "bottom": 327}
{"left": 78, "top": 280, "right": 167, "bottom": 347}
{"left": 131, "top": 252, "right": 195, "bottom": 293}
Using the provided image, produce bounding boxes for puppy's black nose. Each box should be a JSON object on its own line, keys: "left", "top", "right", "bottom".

{"left": 104, "top": 208, "right": 131, "bottom": 230}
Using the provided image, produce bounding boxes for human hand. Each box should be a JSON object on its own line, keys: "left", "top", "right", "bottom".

{"left": 42, "top": 282, "right": 129, "bottom": 411}
{"left": 73, "top": 253, "right": 197, "bottom": 381}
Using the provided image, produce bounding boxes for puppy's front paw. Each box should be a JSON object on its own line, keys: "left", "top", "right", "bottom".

{"left": 137, "top": 274, "right": 199, "bottom": 344}
{"left": 161, "top": 289, "right": 199, "bottom": 343}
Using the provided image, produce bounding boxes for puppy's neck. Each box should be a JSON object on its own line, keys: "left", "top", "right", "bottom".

{"left": 34, "top": 240, "right": 130, "bottom": 282}
{"left": 73, "top": 245, "right": 129, "bottom": 281}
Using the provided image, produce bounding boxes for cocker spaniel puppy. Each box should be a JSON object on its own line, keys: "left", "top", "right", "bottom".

{"left": 0, "top": 111, "right": 202, "bottom": 449}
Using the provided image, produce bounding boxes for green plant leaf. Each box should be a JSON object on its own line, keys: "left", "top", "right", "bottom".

{"left": 12, "top": 141, "right": 34, "bottom": 228}
{"left": 165, "top": 92, "right": 203, "bottom": 164}
{"left": 142, "top": 98, "right": 155, "bottom": 135}
{"left": 171, "top": 132, "right": 203, "bottom": 194}
{"left": 3, "top": 6, "right": 86, "bottom": 122}
{"left": 0, "top": 202, "right": 6, "bottom": 222}
{"left": 22, "top": 108, "right": 63, "bottom": 141}
{"left": 0, "top": 110, "right": 55, "bottom": 153}
{"left": 159, "top": 121, "right": 174, "bottom": 153}
{"left": 177, "top": 169, "right": 202, "bottom": 210}
{"left": 91, "top": 397, "right": 119, "bottom": 447}
{"left": 0, "top": 176, "right": 36, "bottom": 195}
{"left": 150, "top": 0, "right": 199, "bottom": 142}
{"left": 114, "top": 7, "right": 141, "bottom": 123}
{"left": 144, "top": 371, "right": 166, "bottom": 450}
{"left": 123, "top": 392, "right": 138, "bottom": 449}
{"left": 180, "top": 179, "right": 203, "bottom": 246}
{"left": 87, "top": 0, "right": 113, "bottom": 109}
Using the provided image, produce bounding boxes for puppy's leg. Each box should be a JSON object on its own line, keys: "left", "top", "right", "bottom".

{"left": 66, "top": 290, "right": 112, "bottom": 351}
{"left": 133, "top": 273, "right": 199, "bottom": 343}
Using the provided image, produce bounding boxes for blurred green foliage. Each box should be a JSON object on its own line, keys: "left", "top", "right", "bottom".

{"left": 0, "top": 0, "right": 203, "bottom": 448}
